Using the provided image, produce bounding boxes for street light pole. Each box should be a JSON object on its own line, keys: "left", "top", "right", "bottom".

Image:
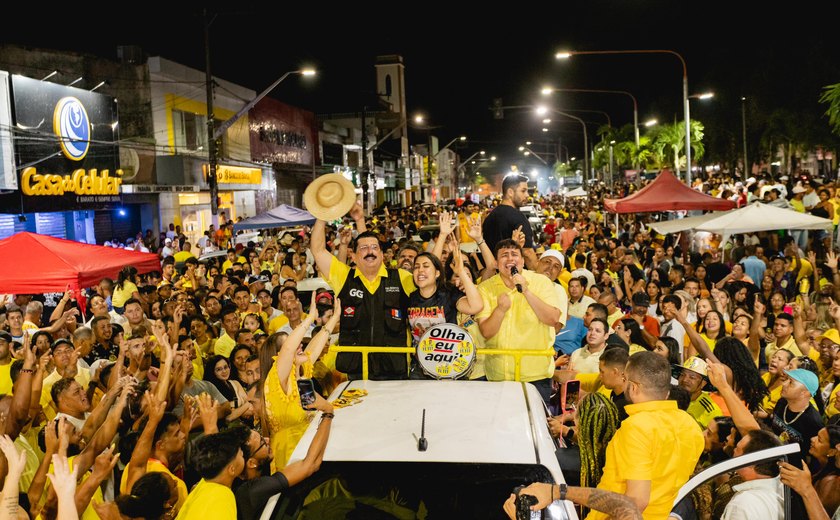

{"left": 542, "top": 88, "right": 639, "bottom": 148}
{"left": 203, "top": 10, "right": 219, "bottom": 222}
{"left": 556, "top": 49, "right": 689, "bottom": 182}
{"left": 543, "top": 108, "right": 589, "bottom": 184}
{"left": 741, "top": 96, "right": 748, "bottom": 179}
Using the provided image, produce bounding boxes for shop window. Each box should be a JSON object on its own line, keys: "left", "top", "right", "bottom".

{"left": 172, "top": 110, "right": 208, "bottom": 153}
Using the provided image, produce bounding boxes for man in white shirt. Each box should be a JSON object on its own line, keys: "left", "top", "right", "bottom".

{"left": 660, "top": 294, "right": 687, "bottom": 358}
{"left": 567, "top": 276, "right": 595, "bottom": 319}
{"left": 569, "top": 317, "right": 609, "bottom": 374}
{"left": 722, "top": 429, "right": 784, "bottom": 520}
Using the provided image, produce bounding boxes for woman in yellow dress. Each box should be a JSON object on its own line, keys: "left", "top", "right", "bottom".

{"left": 264, "top": 293, "right": 340, "bottom": 471}
{"left": 755, "top": 349, "right": 794, "bottom": 419}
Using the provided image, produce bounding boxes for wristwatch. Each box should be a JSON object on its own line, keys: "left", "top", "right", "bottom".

{"left": 557, "top": 483, "right": 567, "bottom": 501}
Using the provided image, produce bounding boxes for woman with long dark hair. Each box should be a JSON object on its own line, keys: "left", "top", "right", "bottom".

{"left": 407, "top": 249, "right": 482, "bottom": 369}
{"left": 203, "top": 354, "right": 253, "bottom": 424}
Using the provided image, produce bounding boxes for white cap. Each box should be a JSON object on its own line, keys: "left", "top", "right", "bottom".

{"left": 792, "top": 185, "right": 806, "bottom": 194}
{"left": 540, "top": 249, "right": 565, "bottom": 266}
{"left": 164, "top": 237, "right": 172, "bottom": 244}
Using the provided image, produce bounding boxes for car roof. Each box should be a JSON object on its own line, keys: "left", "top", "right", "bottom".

{"left": 290, "top": 380, "right": 558, "bottom": 466}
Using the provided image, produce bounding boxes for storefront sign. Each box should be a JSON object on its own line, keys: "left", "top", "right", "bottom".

{"left": 0, "top": 75, "right": 122, "bottom": 212}
{"left": 202, "top": 164, "right": 262, "bottom": 185}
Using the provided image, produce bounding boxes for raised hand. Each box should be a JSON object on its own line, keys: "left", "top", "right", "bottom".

{"left": 46, "top": 453, "right": 78, "bottom": 500}
{"left": 451, "top": 246, "right": 465, "bottom": 275}
{"left": 465, "top": 215, "right": 483, "bottom": 242}
{"left": 830, "top": 298, "right": 840, "bottom": 321}
{"left": 0, "top": 434, "right": 26, "bottom": 478}
{"left": 753, "top": 298, "right": 766, "bottom": 317}
{"left": 706, "top": 360, "right": 730, "bottom": 390}
{"left": 511, "top": 226, "right": 526, "bottom": 248}
{"left": 90, "top": 445, "right": 119, "bottom": 481}
{"left": 779, "top": 460, "right": 814, "bottom": 496}
{"left": 826, "top": 250, "right": 838, "bottom": 271}
{"left": 348, "top": 201, "right": 364, "bottom": 222}
{"left": 197, "top": 392, "right": 218, "bottom": 431}
{"left": 437, "top": 211, "right": 457, "bottom": 237}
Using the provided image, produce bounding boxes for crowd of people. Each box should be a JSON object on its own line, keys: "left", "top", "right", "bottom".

{"left": 0, "top": 169, "right": 839, "bottom": 519}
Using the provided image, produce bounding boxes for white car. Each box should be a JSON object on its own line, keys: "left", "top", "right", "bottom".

{"left": 263, "top": 380, "right": 578, "bottom": 519}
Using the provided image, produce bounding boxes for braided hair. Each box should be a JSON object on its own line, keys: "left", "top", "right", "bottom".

{"left": 577, "top": 392, "right": 620, "bottom": 488}
{"left": 714, "top": 337, "right": 768, "bottom": 411}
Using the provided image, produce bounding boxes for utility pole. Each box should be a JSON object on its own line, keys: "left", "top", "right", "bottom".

{"left": 204, "top": 9, "right": 219, "bottom": 223}
{"left": 361, "top": 106, "right": 369, "bottom": 212}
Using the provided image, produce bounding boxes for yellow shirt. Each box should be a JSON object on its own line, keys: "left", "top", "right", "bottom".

{"left": 765, "top": 335, "right": 801, "bottom": 364}
{"left": 686, "top": 392, "right": 722, "bottom": 429}
{"left": 121, "top": 458, "right": 188, "bottom": 510}
{"left": 214, "top": 333, "right": 236, "bottom": 358}
{"left": 176, "top": 478, "right": 236, "bottom": 520}
{"left": 589, "top": 400, "right": 704, "bottom": 520}
{"left": 760, "top": 372, "right": 784, "bottom": 415}
{"left": 173, "top": 251, "right": 196, "bottom": 264}
{"left": 326, "top": 256, "right": 415, "bottom": 297}
{"left": 475, "top": 270, "right": 558, "bottom": 382}
{"left": 0, "top": 363, "right": 12, "bottom": 395}
{"left": 112, "top": 281, "right": 139, "bottom": 308}
{"left": 827, "top": 385, "right": 840, "bottom": 418}
{"left": 268, "top": 313, "right": 308, "bottom": 335}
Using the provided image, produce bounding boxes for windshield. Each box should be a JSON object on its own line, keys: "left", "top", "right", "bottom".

{"left": 267, "top": 461, "right": 569, "bottom": 519}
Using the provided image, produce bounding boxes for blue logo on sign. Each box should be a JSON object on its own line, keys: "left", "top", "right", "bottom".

{"left": 53, "top": 97, "right": 90, "bottom": 161}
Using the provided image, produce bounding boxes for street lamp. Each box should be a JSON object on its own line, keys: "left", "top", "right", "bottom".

{"left": 537, "top": 106, "right": 589, "bottom": 183}
{"left": 207, "top": 68, "right": 316, "bottom": 217}
{"left": 556, "top": 48, "right": 691, "bottom": 183}
{"left": 644, "top": 119, "right": 658, "bottom": 127}
{"left": 542, "top": 87, "right": 640, "bottom": 148}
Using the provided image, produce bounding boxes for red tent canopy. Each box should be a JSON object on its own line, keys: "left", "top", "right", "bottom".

{"left": 0, "top": 232, "right": 161, "bottom": 294}
{"left": 603, "top": 170, "right": 736, "bottom": 213}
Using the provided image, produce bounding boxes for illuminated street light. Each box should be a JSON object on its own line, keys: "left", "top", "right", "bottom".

{"left": 556, "top": 48, "right": 693, "bottom": 183}
{"left": 644, "top": 119, "right": 658, "bottom": 127}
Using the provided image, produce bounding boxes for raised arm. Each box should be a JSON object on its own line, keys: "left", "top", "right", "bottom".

{"left": 452, "top": 247, "right": 483, "bottom": 316}
{"left": 311, "top": 220, "right": 336, "bottom": 280}
{"left": 707, "top": 360, "right": 760, "bottom": 435}
{"left": 280, "top": 393, "right": 334, "bottom": 486}
{"left": 124, "top": 391, "right": 166, "bottom": 492}
{"left": 672, "top": 303, "right": 719, "bottom": 363}
{"left": 303, "top": 298, "right": 340, "bottom": 363}
{"left": 276, "top": 293, "right": 318, "bottom": 394}
{"left": 464, "top": 214, "right": 496, "bottom": 280}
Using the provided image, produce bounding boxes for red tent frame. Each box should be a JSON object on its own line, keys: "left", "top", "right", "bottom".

{"left": 603, "top": 170, "right": 736, "bottom": 213}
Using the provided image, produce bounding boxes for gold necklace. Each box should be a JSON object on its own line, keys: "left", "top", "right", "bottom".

{"left": 782, "top": 403, "right": 807, "bottom": 425}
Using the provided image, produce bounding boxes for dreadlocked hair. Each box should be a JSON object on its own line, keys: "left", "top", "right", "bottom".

{"left": 577, "top": 392, "right": 620, "bottom": 488}
{"left": 713, "top": 337, "right": 768, "bottom": 412}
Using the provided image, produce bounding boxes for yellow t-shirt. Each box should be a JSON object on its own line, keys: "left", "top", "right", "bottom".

{"left": 827, "top": 384, "right": 840, "bottom": 418}
{"left": 0, "top": 363, "right": 12, "bottom": 395}
{"left": 475, "top": 271, "right": 558, "bottom": 382}
{"left": 457, "top": 213, "right": 476, "bottom": 243}
{"left": 173, "top": 251, "right": 196, "bottom": 264}
{"left": 686, "top": 392, "right": 722, "bottom": 429}
{"left": 760, "top": 372, "right": 784, "bottom": 415}
{"left": 214, "top": 333, "right": 236, "bottom": 358}
{"left": 121, "top": 458, "right": 188, "bottom": 510}
{"left": 588, "top": 400, "right": 704, "bottom": 520}
{"left": 176, "top": 478, "right": 236, "bottom": 520}
{"left": 268, "top": 313, "right": 308, "bottom": 335}
{"left": 765, "top": 335, "right": 802, "bottom": 364}
{"left": 112, "top": 281, "right": 139, "bottom": 309}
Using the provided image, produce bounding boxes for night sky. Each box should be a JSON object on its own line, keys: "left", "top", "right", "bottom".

{"left": 5, "top": 2, "right": 839, "bottom": 172}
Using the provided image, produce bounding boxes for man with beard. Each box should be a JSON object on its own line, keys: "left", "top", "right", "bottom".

{"left": 311, "top": 202, "right": 415, "bottom": 380}
{"left": 397, "top": 243, "right": 421, "bottom": 271}
{"left": 481, "top": 173, "right": 538, "bottom": 270}
{"left": 88, "top": 315, "right": 119, "bottom": 364}
{"left": 233, "top": 392, "right": 334, "bottom": 519}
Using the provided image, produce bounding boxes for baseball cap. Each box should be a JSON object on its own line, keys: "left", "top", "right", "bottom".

{"left": 50, "top": 338, "right": 74, "bottom": 352}
{"left": 679, "top": 356, "right": 709, "bottom": 378}
{"left": 0, "top": 331, "right": 11, "bottom": 343}
{"left": 792, "top": 185, "right": 806, "bottom": 194}
{"left": 316, "top": 291, "right": 334, "bottom": 304}
{"left": 164, "top": 237, "right": 172, "bottom": 244}
{"left": 784, "top": 368, "right": 819, "bottom": 396}
{"left": 248, "top": 275, "right": 269, "bottom": 284}
{"left": 816, "top": 328, "right": 840, "bottom": 346}
{"left": 540, "top": 249, "right": 565, "bottom": 266}
{"left": 631, "top": 291, "right": 651, "bottom": 307}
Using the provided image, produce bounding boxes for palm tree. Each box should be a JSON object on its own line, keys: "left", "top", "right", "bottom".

{"left": 649, "top": 120, "right": 705, "bottom": 172}
{"left": 819, "top": 82, "right": 840, "bottom": 136}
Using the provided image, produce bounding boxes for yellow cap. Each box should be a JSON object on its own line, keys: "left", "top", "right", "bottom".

{"left": 817, "top": 328, "right": 840, "bottom": 346}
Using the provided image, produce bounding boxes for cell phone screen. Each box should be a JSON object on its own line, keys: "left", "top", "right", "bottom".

{"left": 297, "top": 378, "right": 316, "bottom": 408}
{"left": 562, "top": 380, "right": 581, "bottom": 413}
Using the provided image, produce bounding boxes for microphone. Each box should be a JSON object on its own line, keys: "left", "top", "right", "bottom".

{"left": 510, "top": 266, "right": 523, "bottom": 293}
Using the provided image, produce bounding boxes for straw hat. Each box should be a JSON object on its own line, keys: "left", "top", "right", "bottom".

{"left": 304, "top": 173, "right": 357, "bottom": 221}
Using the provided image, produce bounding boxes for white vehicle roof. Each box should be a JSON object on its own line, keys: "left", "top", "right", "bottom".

{"left": 290, "top": 380, "right": 560, "bottom": 466}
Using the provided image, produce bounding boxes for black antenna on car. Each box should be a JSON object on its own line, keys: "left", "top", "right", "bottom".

{"left": 417, "top": 408, "right": 428, "bottom": 451}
